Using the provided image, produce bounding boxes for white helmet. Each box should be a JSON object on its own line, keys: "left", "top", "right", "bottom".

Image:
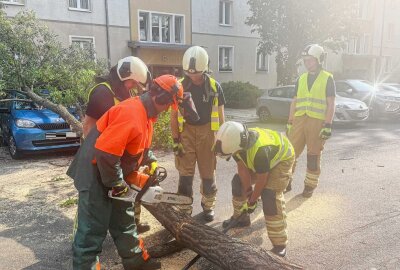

{"left": 117, "top": 56, "right": 149, "bottom": 84}
{"left": 182, "top": 46, "right": 209, "bottom": 74}
{"left": 302, "top": 44, "right": 325, "bottom": 64}
{"left": 214, "top": 121, "right": 249, "bottom": 159}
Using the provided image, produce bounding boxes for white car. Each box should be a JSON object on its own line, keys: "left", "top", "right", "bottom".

{"left": 256, "top": 85, "right": 369, "bottom": 123}
{"left": 334, "top": 95, "right": 369, "bottom": 122}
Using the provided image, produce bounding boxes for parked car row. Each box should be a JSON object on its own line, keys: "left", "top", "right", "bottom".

{"left": 0, "top": 90, "right": 80, "bottom": 159}
{"left": 257, "top": 80, "right": 400, "bottom": 123}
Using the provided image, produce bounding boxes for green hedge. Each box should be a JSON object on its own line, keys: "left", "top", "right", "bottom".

{"left": 152, "top": 111, "right": 173, "bottom": 150}
{"left": 221, "top": 81, "right": 262, "bottom": 109}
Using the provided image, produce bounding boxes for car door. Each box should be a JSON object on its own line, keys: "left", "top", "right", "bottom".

{"left": 281, "top": 86, "right": 295, "bottom": 119}
{"left": 267, "top": 87, "right": 292, "bottom": 120}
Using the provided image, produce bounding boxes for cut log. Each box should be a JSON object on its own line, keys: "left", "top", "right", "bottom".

{"left": 144, "top": 203, "right": 302, "bottom": 270}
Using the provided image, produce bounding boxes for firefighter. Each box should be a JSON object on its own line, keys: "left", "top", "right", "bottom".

{"left": 214, "top": 121, "right": 294, "bottom": 257}
{"left": 67, "top": 75, "right": 183, "bottom": 270}
{"left": 286, "top": 44, "right": 336, "bottom": 198}
{"left": 171, "top": 46, "right": 225, "bottom": 222}
{"left": 83, "top": 56, "right": 151, "bottom": 233}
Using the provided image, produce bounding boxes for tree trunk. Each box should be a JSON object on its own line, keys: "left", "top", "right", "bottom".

{"left": 145, "top": 203, "right": 302, "bottom": 270}
{"left": 24, "top": 87, "right": 83, "bottom": 137}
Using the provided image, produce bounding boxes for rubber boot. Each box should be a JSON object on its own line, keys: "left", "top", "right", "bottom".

{"left": 302, "top": 186, "right": 315, "bottom": 198}
{"left": 222, "top": 215, "right": 251, "bottom": 229}
{"left": 271, "top": 245, "right": 286, "bottom": 257}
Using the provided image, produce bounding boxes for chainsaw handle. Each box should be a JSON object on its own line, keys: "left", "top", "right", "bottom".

{"left": 154, "top": 166, "right": 167, "bottom": 184}
{"left": 135, "top": 166, "right": 167, "bottom": 203}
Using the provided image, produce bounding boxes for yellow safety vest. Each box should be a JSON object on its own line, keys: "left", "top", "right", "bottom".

{"left": 235, "top": 128, "right": 294, "bottom": 172}
{"left": 177, "top": 77, "right": 220, "bottom": 132}
{"left": 295, "top": 70, "right": 332, "bottom": 121}
{"left": 88, "top": 82, "right": 138, "bottom": 106}
{"left": 88, "top": 82, "right": 120, "bottom": 105}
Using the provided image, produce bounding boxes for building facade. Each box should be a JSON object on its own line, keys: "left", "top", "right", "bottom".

{"left": 191, "top": 0, "right": 277, "bottom": 90}
{"left": 129, "top": 0, "right": 191, "bottom": 78}
{"left": 327, "top": 0, "right": 400, "bottom": 82}
{"left": 2, "top": 0, "right": 131, "bottom": 66}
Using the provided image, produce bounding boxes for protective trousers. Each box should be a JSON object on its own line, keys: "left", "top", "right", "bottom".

{"left": 176, "top": 123, "right": 217, "bottom": 214}
{"left": 73, "top": 177, "right": 149, "bottom": 270}
{"left": 231, "top": 157, "right": 294, "bottom": 247}
{"left": 288, "top": 115, "right": 325, "bottom": 189}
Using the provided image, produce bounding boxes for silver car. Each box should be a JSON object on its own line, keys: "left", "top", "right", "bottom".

{"left": 256, "top": 85, "right": 369, "bottom": 123}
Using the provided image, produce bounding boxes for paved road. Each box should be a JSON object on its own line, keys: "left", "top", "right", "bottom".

{"left": 1, "top": 120, "right": 399, "bottom": 269}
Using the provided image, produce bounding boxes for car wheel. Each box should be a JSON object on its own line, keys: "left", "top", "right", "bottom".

{"left": 258, "top": 107, "right": 271, "bottom": 122}
{"left": 8, "top": 136, "right": 23, "bottom": 159}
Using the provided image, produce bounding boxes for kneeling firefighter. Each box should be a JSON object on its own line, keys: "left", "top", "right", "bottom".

{"left": 67, "top": 75, "right": 188, "bottom": 270}
{"left": 214, "top": 121, "right": 295, "bottom": 257}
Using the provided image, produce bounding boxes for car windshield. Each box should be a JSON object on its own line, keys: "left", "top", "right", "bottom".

{"left": 348, "top": 80, "right": 376, "bottom": 92}
{"left": 13, "top": 93, "right": 40, "bottom": 110}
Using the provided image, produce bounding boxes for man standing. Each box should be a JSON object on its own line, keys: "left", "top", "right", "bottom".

{"left": 214, "top": 121, "right": 294, "bottom": 257}
{"left": 171, "top": 46, "right": 225, "bottom": 221}
{"left": 286, "top": 44, "right": 336, "bottom": 197}
{"left": 83, "top": 56, "right": 151, "bottom": 233}
{"left": 67, "top": 75, "right": 183, "bottom": 270}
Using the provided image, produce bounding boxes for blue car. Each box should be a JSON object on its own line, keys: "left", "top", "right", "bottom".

{"left": 0, "top": 90, "right": 80, "bottom": 159}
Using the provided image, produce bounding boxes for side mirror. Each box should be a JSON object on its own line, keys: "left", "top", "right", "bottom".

{"left": 0, "top": 107, "right": 11, "bottom": 113}
{"left": 345, "top": 88, "right": 353, "bottom": 95}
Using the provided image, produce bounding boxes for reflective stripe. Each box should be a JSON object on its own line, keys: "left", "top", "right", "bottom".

{"left": 296, "top": 97, "right": 326, "bottom": 105}
{"left": 295, "top": 106, "right": 326, "bottom": 114}
{"left": 178, "top": 77, "right": 220, "bottom": 132}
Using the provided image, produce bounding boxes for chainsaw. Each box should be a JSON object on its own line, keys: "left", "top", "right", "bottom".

{"left": 108, "top": 166, "right": 192, "bottom": 206}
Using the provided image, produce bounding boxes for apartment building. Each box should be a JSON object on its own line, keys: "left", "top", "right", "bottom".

{"left": 328, "top": 0, "right": 400, "bottom": 82}
{"left": 129, "top": 0, "right": 191, "bottom": 77}
{"left": 191, "top": 0, "right": 277, "bottom": 89}
{"left": 2, "top": 0, "right": 131, "bottom": 66}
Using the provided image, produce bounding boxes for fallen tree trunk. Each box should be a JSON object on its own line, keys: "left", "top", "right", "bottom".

{"left": 144, "top": 203, "right": 302, "bottom": 270}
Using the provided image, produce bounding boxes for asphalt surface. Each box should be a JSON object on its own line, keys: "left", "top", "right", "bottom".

{"left": 1, "top": 119, "right": 400, "bottom": 269}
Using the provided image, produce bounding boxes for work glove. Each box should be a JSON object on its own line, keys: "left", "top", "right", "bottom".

{"left": 173, "top": 138, "right": 185, "bottom": 157}
{"left": 111, "top": 181, "right": 129, "bottom": 197}
{"left": 149, "top": 161, "right": 158, "bottom": 175}
{"left": 286, "top": 123, "right": 293, "bottom": 136}
{"left": 240, "top": 201, "right": 257, "bottom": 214}
{"left": 319, "top": 123, "right": 332, "bottom": 140}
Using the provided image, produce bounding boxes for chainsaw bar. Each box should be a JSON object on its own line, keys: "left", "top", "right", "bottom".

{"left": 147, "top": 192, "right": 193, "bottom": 205}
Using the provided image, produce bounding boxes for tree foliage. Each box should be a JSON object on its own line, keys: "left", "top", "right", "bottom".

{"left": 0, "top": 10, "right": 107, "bottom": 135}
{"left": 246, "top": 0, "right": 359, "bottom": 85}
{"left": 221, "top": 81, "right": 261, "bottom": 109}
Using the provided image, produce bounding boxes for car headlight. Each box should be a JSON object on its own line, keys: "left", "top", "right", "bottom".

{"left": 15, "top": 119, "right": 36, "bottom": 128}
{"left": 336, "top": 104, "right": 349, "bottom": 109}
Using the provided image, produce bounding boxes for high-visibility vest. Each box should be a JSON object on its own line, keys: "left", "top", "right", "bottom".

{"left": 295, "top": 70, "right": 333, "bottom": 121}
{"left": 88, "top": 82, "right": 137, "bottom": 106}
{"left": 235, "top": 128, "right": 294, "bottom": 172}
{"left": 177, "top": 77, "right": 220, "bottom": 132}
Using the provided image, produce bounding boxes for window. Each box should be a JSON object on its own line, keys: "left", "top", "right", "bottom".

{"left": 174, "top": 16, "right": 184, "bottom": 43}
{"left": 70, "top": 36, "right": 95, "bottom": 55}
{"left": 1, "top": 0, "right": 24, "bottom": 4}
{"left": 384, "top": 57, "right": 392, "bottom": 73}
{"left": 256, "top": 49, "right": 269, "bottom": 72}
{"left": 336, "top": 82, "right": 352, "bottom": 93}
{"left": 69, "top": 0, "right": 90, "bottom": 11}
{"left": 139, "top": 11, "right": 184, "bottom": 44}
{"left": 219, "top": 46, "right": 234, "bottom": 72}
{"left": 139, "top": 13, "right": 149, "bottom": 41}
{"left": 347, "top": 36, "right": 362, "bottom": 54}
{"left": 357, "top": 0, "right": 369, "bottom": 19}
{"left": 219, "top": 1, "right": 232, "bottom": 26}
{"left": 388, "top": 23, "right": 394, "bottom": 42}
{"left": 364, "top": 34, "right": 371, "bottom": 54}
